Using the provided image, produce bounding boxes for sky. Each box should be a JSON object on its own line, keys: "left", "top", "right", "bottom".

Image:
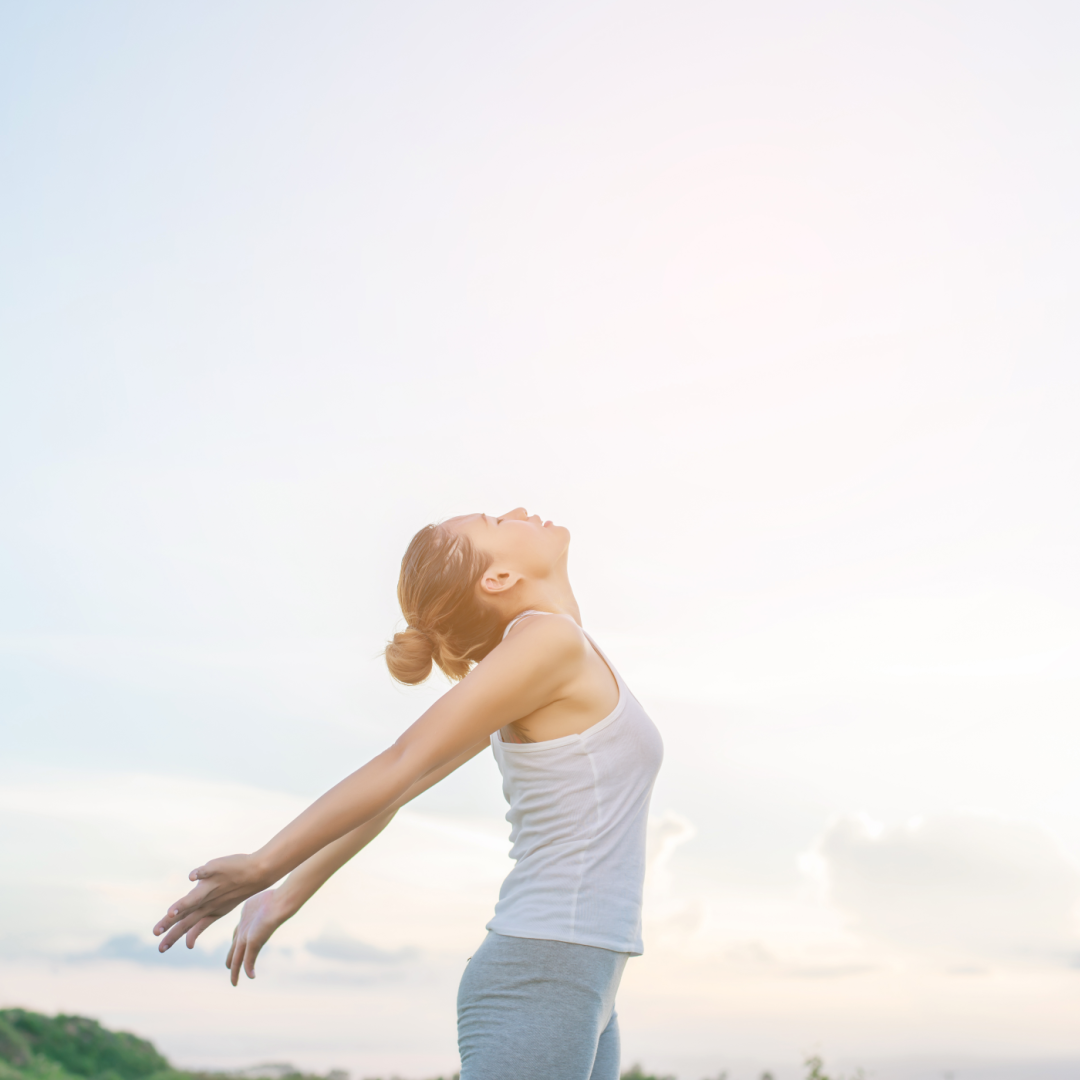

{"left": 2, "top": 2, "right": 1079, "bottom": 1078}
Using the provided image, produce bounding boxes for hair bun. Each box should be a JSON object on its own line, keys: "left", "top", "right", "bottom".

{"left": 385, "top": 626, "right": 435, "bottom": 684}
{"left": 390, "top": 522, "right": 504, "bottom": 683}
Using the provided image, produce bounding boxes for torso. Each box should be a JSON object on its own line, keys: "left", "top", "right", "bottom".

{"left": 497, "top": 611, "right": 620, "bottom": 744}
{"left": 486, "top": 614, "right": 664, "bottom": 956}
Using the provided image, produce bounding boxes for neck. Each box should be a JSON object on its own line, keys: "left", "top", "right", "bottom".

{"left": 520, "top": 585, "right": 582, "bottom": 625}
{"left": 504, "top": 564, "right": 582, "bottom": 626}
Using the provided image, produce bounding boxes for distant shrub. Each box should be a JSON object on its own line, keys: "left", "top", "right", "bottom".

{"left": 803, "top": 1055, "right": 865, "bottom": 1080}
{"left": 620, "top": 1065, "right": 675, "bottom": 1080}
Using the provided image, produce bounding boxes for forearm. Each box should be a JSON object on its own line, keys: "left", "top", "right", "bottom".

{"left": 274, "top": 807, "right": 397, "bottom": 919}
{"left": 252, "top": 746, "right": 414, "bottom": 885}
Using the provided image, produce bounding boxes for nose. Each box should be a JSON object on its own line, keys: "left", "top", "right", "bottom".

{"left": 498, "top": 507, "right": 530, "bottom": 522}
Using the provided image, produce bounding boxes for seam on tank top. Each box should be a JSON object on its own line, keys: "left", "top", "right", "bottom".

{"left": 569, "top": 741, "right": 604, "bottom": 937}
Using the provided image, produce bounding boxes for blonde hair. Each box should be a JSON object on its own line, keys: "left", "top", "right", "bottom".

{"left": 384, "top": 524, "right": 503, "bottom": 684}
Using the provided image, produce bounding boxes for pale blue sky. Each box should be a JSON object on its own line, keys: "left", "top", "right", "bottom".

{"left": 2, "top": 3, "right": 1080, "bottom": 1078}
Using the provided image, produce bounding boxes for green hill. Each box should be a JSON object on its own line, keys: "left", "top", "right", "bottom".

{"left": 0, "top": 1012, "right": 369, "bottom": 1080}
{"left": 0, "top": 1009, "right": 169, "bottom": 1080}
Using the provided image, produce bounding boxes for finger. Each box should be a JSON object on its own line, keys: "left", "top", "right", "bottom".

{"left": 225, "top": 924, "right": 239, "bottom": 968}
{"left": 230, "top": 935, "right": 246, "bottom": 986}
{"left": 188, "top": 853, "right": 234, "bottom": 882}
{"left": 154, "top": 881, "right": 211, "bottom": 935}
{"left": 185, "top": 916, "right": 217, "bottom": 949}
{"left": 153, "top": 903, "right": 184, "bottom": 937}
{"left": 244, "top": 934, "right": 266, "bottom": 979}
{"left": 158, "top": 912, "right": 203, "bottom": 952}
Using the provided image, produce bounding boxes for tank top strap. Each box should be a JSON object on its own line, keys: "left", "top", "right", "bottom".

{"left": 501, "top": 609, "right": 557, "bottom": 640}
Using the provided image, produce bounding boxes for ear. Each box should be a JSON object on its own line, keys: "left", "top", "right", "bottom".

{"left": 479, "top": 565, "right": 524, "bottom": 595}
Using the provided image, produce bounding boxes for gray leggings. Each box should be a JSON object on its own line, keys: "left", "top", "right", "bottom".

{"left": 457, "top": 932, "right": 630, "bottom": 1080}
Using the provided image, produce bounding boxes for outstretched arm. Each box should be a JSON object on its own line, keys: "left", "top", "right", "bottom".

{"left": 152, "top": 609, "right": 583, "bottom": 958}
{"left": 217, "top": 738, "right": 489, "bottom": 984}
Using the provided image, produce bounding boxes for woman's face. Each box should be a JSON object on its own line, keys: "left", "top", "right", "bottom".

{"left": 447, "top": 507, "right": 571, "bottom": 578}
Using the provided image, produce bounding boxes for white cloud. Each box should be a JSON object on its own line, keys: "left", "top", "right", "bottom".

{"left": 810, "top": 812, "right": 1080, "bottom": 965}
{"left": 644, "top": 810, "right": 703, "bottom": 937}
{"left": 304, "top": 928, "right": 418, "bottom": 965}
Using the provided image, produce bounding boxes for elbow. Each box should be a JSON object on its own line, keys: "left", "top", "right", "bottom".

{"left": 382, "top": 738, "right": 427, "bottom": 795}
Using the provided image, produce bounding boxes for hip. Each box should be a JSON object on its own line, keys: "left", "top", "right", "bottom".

{"left": 457, "top": 931, "right": 629, "bottom": 1021}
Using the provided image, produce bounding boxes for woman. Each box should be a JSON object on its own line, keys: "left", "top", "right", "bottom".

{"left": 153, "top": 508, "right": 663, "bottom": 1080}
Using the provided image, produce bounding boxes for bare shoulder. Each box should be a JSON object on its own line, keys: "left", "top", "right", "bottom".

{"left": 450, "top": 612, "right": 586, "bottom": 721}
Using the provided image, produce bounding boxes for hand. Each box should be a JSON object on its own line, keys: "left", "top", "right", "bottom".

{"left": 225, "top": 888, "right": 289, "bottom": 986}
{"left": 153, "top": 852, "right": 269, "bottom": 954}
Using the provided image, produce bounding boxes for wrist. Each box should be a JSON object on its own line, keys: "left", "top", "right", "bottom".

{"left": 249, "top": 847, "right": 283, "bottom": 893}
{"left": 270, "top": 879, "right": 307, "bottom": 921}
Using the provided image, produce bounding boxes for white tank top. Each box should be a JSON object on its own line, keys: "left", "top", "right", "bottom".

{"left": 485, "top": 611, "right": 664, "bottom": 955}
